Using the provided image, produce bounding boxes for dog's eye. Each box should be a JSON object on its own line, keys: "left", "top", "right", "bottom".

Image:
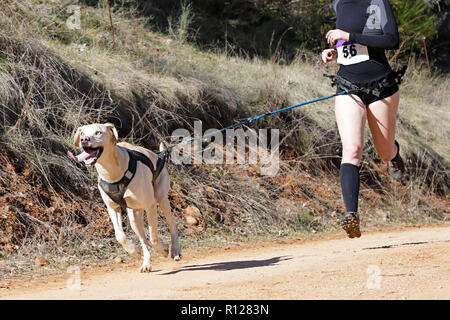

{"left": 95, "top": 131, "right": 102, "bottom": 136}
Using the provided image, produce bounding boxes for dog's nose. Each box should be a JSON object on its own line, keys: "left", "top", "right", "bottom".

{"left": 81, "top": 135, "right": 90, "bottom": 144}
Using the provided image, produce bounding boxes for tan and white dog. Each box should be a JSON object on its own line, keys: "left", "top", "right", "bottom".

{"left": 68, "top": 123, "right": 181, "bottom": 272}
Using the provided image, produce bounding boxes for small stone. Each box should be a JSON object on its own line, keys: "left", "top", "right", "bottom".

{"left": 185, "top": 215, "right": 198, "bottom": 226}
{"left": 183, "top": 206, "right": 201, "bottom": 226}
{"left": 114, "top": 257, "right": 123, "bottom": 264}
{"left": 184, "top": 206, "right": 201, "bottom": 218}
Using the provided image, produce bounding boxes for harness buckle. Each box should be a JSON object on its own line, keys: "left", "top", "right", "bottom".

{"left": 124, "top": 170, "right": 133, "bottom": 179}
{"left": 371, "top": 88, "right": 381, "bottom": 98}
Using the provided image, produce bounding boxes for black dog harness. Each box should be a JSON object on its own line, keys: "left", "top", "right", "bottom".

{"left": 99, "top": 149, "right": 168, "bottom": 209}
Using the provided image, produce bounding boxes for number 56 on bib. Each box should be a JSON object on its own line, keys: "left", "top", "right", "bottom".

{"left": 336, "top": 40, "right": 370, "bottom": 66}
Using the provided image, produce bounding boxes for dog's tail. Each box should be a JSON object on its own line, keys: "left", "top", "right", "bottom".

{"left": 159, "top": 141, "right": 168, "bottom": 152}
{"left": 155, "top": 141, "right": 170, "bottom": 177}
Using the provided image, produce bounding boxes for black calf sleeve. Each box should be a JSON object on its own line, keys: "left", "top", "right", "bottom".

{"left": 339, "top": 163, "right": 360, "bottom": 213}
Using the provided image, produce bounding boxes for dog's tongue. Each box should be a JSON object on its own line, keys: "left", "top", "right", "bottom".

{"left": 67, "top": 150, "right": 94, "bottom": 163}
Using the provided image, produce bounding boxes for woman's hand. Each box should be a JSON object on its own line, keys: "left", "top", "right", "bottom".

{"left": 326, "top": 29, "right": 350, "bottom": 45}
{"left": 321, "top": 49, "right": 337, "bottom": 64}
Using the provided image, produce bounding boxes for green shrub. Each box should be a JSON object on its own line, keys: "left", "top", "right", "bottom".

{"left": 391, "top": 0, "right": 437, "bottom": 56}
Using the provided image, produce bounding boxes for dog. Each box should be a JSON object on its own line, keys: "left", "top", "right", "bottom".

{"left": 68, "top": 123, "right": 181, "bottom": 272}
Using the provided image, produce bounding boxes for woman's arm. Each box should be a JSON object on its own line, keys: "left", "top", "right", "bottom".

{"left": 349, "top": 0, "right": 399, "bottom": 49}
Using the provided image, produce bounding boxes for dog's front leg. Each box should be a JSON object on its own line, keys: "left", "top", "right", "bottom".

{"left": 107, "top": 207, "right": 139, "bottom": 258}
{"left": 127, "top": 208, "right": 153, "bottom": 273}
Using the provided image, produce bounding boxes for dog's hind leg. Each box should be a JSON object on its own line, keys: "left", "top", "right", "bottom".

{"left": 158, "top": 197, "right": 181, "bottom": 261}
{"left": 145, "top": 203, "right": 170, "bottom": 257}
{"left": 107, "top": 207, "right": 139, "bottom": 258}
{"left": 127, "top": 208, "right": 154, "bottom": 273}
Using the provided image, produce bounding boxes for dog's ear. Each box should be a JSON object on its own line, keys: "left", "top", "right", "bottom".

{"left": 105, "top": 123, "right": 118, "bottom": 144}
{"left": 73, "top": 127, "right": 82, "bottom": 147}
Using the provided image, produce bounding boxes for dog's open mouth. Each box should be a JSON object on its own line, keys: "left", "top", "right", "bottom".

{"left": 67, "top": 146, "right": 104, "bottom": 166}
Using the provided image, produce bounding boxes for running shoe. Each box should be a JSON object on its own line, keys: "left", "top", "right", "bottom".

{"left": 341, "top": 211, "right": 361, "bottom": 238}
{"left": 388, "top": 140, "right": 405, "bottom": 181}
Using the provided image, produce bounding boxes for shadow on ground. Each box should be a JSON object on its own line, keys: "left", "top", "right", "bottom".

{"left": 363, "top": 239, "right": 450, "bottom": 250}
{"left": 160, "top": 255, "right": 292, "bottom": 275}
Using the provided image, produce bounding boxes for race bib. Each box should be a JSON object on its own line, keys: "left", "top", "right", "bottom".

{"left": 336, "top": 40, "right": 370, "bottom": 65}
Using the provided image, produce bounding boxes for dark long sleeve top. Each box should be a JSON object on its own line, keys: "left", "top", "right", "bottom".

{"left": 333, "top": 0, "right": 399, "bottom": 83}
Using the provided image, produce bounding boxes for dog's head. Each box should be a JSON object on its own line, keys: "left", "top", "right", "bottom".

{"left": 68, "top": 123, "right": 118, "bottom": 166}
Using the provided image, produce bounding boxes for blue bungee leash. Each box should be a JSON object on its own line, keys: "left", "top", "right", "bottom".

{"left": 165, "top": 89, "right": 359, "bottom": 150}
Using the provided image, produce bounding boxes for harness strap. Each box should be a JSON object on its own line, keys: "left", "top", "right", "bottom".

{"left": 324, "top": 66, "right": 407, "bottom": 98}
{"left": 99, "top": 149, "right": 168, "bottom": 209}
{"left": 324, "top": 73, "right": 369, "bottom": 94}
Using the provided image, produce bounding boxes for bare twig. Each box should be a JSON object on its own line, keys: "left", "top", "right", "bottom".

{"left": 106, "top": 0, "right": 117, "bottom": 50}
{"left": 421, "top": 37, "right": 431, "bottom": 75}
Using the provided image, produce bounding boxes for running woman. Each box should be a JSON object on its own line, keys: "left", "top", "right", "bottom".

{"left": 321, "top": 0, "right": 405, "bottom": 238}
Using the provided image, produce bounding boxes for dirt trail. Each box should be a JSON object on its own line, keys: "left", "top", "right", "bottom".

{"left": 1, "top": 225, "right": 449, "bottom": 300}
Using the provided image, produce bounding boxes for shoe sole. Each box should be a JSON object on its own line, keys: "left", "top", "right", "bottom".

{"left": 341, "top": 214, "right": 361, "bottom": 238}
{"left": 388, "top": 167, "right": 403, "bottom": 181}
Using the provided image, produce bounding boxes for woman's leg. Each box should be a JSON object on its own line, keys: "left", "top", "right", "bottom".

{"left": 335, "top": 95, "right": 367, "bottom": 166}
{"left": 335, "top": 94, "right": 366, "bottom": 238}
{"left": 366, "top": 91, "right": 400, "bottom": 162}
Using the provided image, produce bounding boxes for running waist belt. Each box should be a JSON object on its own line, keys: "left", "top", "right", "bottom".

{"left": 324, "top": 66, "right": 407, "bottom": 98}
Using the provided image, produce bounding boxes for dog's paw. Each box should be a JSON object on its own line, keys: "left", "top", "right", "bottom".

{"left": 172, "top": 254, "right": 181, "bottom": 261}
{"left": 171, "top": 248, "right": 182, "bottom": 261}
{"left": 139, "top": 263, "right": 152, "bottom": 273}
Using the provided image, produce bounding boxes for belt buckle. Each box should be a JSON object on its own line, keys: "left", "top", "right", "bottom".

{"left": 372, "top": 88, "right": 381, "bottom": 97}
